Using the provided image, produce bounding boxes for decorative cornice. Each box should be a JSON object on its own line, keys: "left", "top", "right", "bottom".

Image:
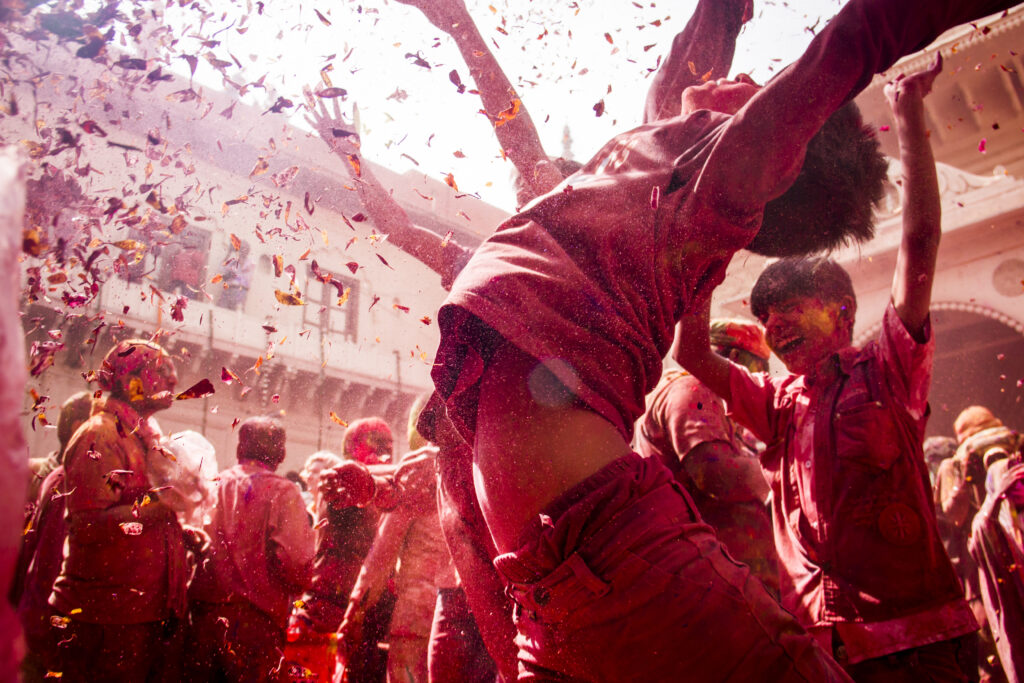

{"left": 854, "top": 300, "right": 1024, "bottom": 346}
{"left": 874, "top": 161, "right": 1016, "bottom": 220}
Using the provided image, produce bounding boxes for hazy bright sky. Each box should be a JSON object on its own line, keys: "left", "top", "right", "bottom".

{"left": 169, "top": 0, "right": 847, "bottom": 212}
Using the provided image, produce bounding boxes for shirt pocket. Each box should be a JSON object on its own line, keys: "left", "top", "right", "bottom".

{"left": 833, "top": 400, "right": 904, "bottom": 471}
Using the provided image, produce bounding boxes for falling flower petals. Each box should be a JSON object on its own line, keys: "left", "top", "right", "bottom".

{"left": 175, "top": 379, "right": 215, "bottom": 400}
{"left": 274, "top": 290, "right": 305, "bottom": 305}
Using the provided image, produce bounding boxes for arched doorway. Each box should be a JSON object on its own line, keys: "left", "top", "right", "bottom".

{"left": 927, "top": 303, "right": 1024, "bottom": 437}
{"left": 855, "top": 302, "right": 1024, "bottom": 438}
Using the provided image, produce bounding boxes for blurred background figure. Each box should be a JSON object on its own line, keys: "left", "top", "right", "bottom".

{"left": 925, "top": 435, "right": 958, "bottom": 487}
{"left": 24, "top": 391, "right": 90, "bottom": 506}
{"left": 637, "top": 318, "right": 778, "bottom": 595}
{"left": 343, "top": 418, "right": 394, "bottom": 466}
{"left": 301, "top": 451, "right": 344, "bottom": 518}
{"left": 337, "top": 436, "right": 446, "bottom": 683}
{"left": 970, "top": 450, "right": 1024, "bottom": 682}
{"left": 286, "top": 419, "right": 396, "bottom": 683}
{"left": 186, "top": 416, "right": 315, "bottom": 683}
{"left": 11, "top": 391, "right": 92, "bottom": 682}
{"left": 154, "top": 430, "right": 218, "bottom": 528}
{"left": 216, "top": 240, "right": 252, "bottom": 311}
{"left": 935, "top": 405, "right": 1014, "bottom": 682}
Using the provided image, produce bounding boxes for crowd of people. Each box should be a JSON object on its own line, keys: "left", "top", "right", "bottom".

{"left": 6, "top": 0, "right": 1024, "bottom": 681}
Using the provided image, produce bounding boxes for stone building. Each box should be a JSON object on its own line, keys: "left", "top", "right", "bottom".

{"left": 9, "top": 37, "right": 503, "bottom": 472}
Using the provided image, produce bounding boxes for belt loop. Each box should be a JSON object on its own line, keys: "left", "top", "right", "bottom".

{"left": 565, "top": 554, "right": 610, "bottom": 598}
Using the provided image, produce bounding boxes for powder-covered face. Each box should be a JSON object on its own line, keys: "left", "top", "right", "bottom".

{"left": 131, "top": 356, "right": 178, "bottom": 413}
{"left": 103, "top": 342, "right": 178, "bottom": 414}
{"left": 680, "top": 74, "right": 761, "bottom": 116}
{"left": 760, "top": 295, "right": 851, "bottom": 377}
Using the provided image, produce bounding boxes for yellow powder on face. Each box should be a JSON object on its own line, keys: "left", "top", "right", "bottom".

{"left": 796, "top": 301, "right": 841, "bottom": 338}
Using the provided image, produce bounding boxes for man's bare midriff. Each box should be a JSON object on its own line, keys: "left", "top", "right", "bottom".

{"left": 473, "top": 342, "right": 632, "bottom": 555}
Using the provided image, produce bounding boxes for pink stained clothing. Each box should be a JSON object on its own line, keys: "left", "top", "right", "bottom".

{"left": 190, "top": 462, "right": 315, "bottom": 624}
{"left": 50, "top": 396, "right": 187, "bottom": 625}
{"left": 968, "top": 462, "right": 1024, "bottom": 681}
{"left": 389, "top": 512, "right": 450, "bottom": 641}
{"left": 296, "top": 499, "right": 381, "bottom": 632}
{"left": 493, "top": 452, "right": 850, "bottom": 682}
{"left": 727, "top": 304, "right": 975, "bottom": 664}
{"left": 434, "top": 105, "right": 750, "bottom": 446}
{"left": 637, "top": 370, "right": 779, "bottom": 594}
{"left": 432, "top": 0, "right": 1020, "bottom": 451}
{"left": 14, "top": 466, "right": 67, "bottom": 658}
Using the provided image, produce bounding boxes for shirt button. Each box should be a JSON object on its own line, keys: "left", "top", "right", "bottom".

{"left": 804, "top": 460, "right": 812, "bottom": 469}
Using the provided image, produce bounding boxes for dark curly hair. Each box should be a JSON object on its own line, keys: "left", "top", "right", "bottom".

{"left": 746, "top": 102, "right": 888, "bottom": 257}
{"left": 750, "top": 256, "right": 855, "bottom": 322}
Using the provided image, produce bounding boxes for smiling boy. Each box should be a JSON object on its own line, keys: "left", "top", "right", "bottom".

{"left": 678, "top": 57, "right": 979, "bottom": 680}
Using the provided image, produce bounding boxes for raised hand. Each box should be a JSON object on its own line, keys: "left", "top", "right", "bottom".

{"left": 303, "top": 86, "right": 360, "bottom": 159}
{"left": 884, "top": 53, "right": 942, "bottom": 114}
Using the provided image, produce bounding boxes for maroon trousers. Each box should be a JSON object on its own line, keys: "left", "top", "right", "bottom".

{"left": 493, "top": 454, "right": 849, "bottom": 682}
{"left": 55, "top": 619, "right": 167, "bottom": 683}
{"left": 184, "top": 601, "right": 284, "bottom": 682}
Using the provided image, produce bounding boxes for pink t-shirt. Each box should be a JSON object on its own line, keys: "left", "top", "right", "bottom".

{"left": 437, "top": 109, "right": 759, "bottom": 442}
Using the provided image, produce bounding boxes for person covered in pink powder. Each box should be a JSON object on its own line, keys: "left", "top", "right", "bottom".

{"left": 970, "top": 456, "right": 1024, "bottom": 682}
{"left": 49, "top": 339, "right": 189, "bottom": 682}
{"left": 185, "top": 416, "right": 315, "bottom": 682}
{"left": 637, "top": 319, "right": 779, "bottom": 595}
{"left": 431, "top": 0, "right": 1018, "bottom": 679}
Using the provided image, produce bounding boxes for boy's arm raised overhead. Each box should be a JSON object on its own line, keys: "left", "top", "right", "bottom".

{"left": 887, "top": 55, "right": 943, "bottom": 342}
{"left": 672, "top": 299, "right": 733, "bottom": 405}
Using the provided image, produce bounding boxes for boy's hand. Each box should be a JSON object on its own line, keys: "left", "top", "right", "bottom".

{"left": 884, "top": 53, "right": 942, "bottom": 116}
{"left": 394, "top": 0, "right": 470, "bottom": 33}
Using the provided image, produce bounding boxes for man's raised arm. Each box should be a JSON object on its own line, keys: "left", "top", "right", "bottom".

{"left": 672, "top": 299, "right": 733, "bottom": 405}
{"left": 305, "top": 97, "right": 471, "bottom": 285}
{"left": 643, "top": 0, "right": 751, "bottom": 123}
{"left": 700, "top": 0, "right": 1015, "bottom": 218}
{"left": 395, "top": 0, "right": 559, "bottom": 199}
